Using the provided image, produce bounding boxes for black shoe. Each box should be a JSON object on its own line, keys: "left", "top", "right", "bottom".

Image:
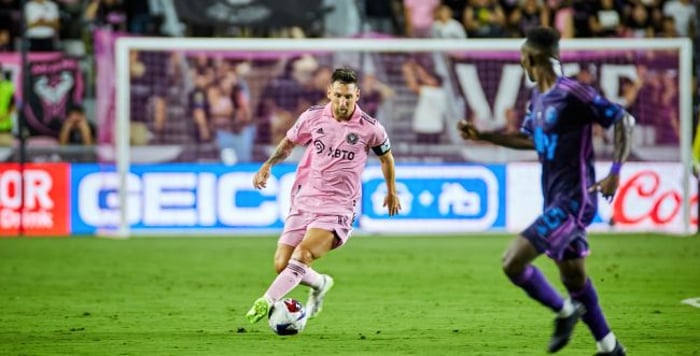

{"left": 594, "top": 341, "right": 626, "bottom": 356}
{"left": 547, "top": 302, "right": 585, "bottom": 353}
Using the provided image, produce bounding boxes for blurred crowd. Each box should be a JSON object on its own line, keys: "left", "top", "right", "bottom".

{"left": 0, "top": 0, "right": 697, "bottom": 164}
{"left": 0, "top": 0, "right": 694, "bottom": 50}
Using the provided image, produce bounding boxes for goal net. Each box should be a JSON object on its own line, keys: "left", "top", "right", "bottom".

{"left": 86, "top": 32, "right": 693, "bottom": 237}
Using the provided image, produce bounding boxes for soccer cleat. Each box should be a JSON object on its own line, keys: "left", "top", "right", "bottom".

{"left": 548, "top": 301, "right": 585, "bottom": 353}
{"left": 246, "top": 297, "right": 271, "bottom": 324}
{"left": 306, "top": 275, "right": 334, "bottom": 319}
{"left": 594, "top": 341, "right": 627, "bottom": 356}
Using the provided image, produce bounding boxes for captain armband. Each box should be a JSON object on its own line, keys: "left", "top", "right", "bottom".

{"left": 372, "top": 138, "right": 391, "bottom": 156}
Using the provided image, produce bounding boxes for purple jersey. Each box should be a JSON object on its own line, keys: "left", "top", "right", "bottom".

{"left": 520, "top": 76, "right": 624, "bottom": 225}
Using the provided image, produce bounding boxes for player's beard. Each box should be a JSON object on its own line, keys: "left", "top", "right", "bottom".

{"left": 335, "top": 106, "right": 350, "bottom": 120}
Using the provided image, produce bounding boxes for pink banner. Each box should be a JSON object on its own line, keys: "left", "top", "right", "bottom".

{"left": 0, "top": 52, "right": 62, "bottom": 102}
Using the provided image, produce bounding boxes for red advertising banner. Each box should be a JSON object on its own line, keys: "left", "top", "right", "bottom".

{"left": 0, "top": 163, "right": 70, "bottom": 236}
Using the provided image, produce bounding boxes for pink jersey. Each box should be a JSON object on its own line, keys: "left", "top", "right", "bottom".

{"left": 286, "top": 103, "right": 391, "bottom": 215}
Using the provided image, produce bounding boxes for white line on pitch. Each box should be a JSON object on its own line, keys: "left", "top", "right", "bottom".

{"left": 681, "top": 298, "right": 700, "bottom": 308}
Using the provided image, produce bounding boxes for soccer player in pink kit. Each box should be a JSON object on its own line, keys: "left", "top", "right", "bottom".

{"left": 246, "top": 68, "right": 401, "bottom": 324}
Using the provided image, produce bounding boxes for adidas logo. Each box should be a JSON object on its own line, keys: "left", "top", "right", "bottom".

{"left": 316, "top": 128, "right": 324, "bottom": 134}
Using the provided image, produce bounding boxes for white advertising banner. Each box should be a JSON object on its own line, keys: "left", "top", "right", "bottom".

{"left": 506, "top": 162, "right": 697, "bottom": 234}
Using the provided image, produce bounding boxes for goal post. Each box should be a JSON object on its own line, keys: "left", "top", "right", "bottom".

{"left": 112, "top": 37, "right": 694, "bottom": 238}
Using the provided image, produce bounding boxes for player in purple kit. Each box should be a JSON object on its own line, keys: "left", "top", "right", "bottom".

{"left": 246, "top": 68, "right": 401, "bottom": 324}
{"left": 458, "top": 27, "right": 633, "bottom": 355}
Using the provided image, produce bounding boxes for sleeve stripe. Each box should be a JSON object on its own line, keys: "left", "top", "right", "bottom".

{"left": 559, "top": 80, "right": 595, "bottom": 103}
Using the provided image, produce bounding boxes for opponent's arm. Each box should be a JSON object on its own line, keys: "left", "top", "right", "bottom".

{"left": 457, "top": 120, "right": 535, "bottom": 150}
{"left": 612, "top": 112, "right": 635, "bottom": 168}
{"left": 589, "top": 112, "right": 635, "bottom": 201}
{"left": 378, "top": 151, "right": 401, "bottom": 216}
{"left": 253, "top": 137, "right": 296, "bottom": 189}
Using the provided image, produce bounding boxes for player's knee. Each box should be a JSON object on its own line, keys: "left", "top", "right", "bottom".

{"left": 273, "top": 259, "right": 287, "bottom": 274}
{"left": 502, "top": 254, "right": 525, "bottom": 278}
{"left": 291, "top": 247, "right": 314, "bottom": 265}
{"left": 561, "top": 269, "right": 587, "bottom": 290}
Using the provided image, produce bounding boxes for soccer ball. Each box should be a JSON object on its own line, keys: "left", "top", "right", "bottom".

{"left": 268, "top": 298, "right": 307, "bottom": 335}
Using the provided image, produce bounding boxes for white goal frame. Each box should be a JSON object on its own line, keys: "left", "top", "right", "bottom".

{"left": 114, "top": 37, "right": 694, "bottom": 237}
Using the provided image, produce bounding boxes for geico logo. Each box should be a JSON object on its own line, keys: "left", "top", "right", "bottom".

{"left": 78, "top": 171, "right": 296, "bottom": 227}
{"left": 0, "top": 169, "right": 54, "bottom": 209}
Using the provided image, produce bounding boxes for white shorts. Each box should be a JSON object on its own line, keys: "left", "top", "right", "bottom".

{"left": 278, "top": 210, "right": 354, "bottom": 249}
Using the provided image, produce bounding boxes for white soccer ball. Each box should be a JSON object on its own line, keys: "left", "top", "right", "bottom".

{"left": 268, "top": 298, "right": 307, "bottom": 335}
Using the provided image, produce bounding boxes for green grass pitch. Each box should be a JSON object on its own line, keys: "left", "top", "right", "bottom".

{"left": 1, "top": 234, "right": 699, "bottom": 355}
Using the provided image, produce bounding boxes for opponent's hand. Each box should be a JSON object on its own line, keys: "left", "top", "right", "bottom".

{"left": 588, "top": 174, "right": 619, "bottom": 202}
{"left": 253, "top": 164, "right": 271, "bottom": 190}
{"left": 383, "top": 192, "right": 402, "bottom": 216}
{"left": 457, "top": 120, "right": 480, "bottom": 141}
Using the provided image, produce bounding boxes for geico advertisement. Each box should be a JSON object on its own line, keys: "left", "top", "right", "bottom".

{"left": 361, "top": 165, "right": 506, "bottom": 233}
{"left": 506, "top": 162, "right": 697, "bottom": 233}
{"left": 70, "top": 164, "right": 299, "bottom": 233}
{"left": 0, "top": 163, "right": 70, "bottom": 236}
{"left": 70, "top": 163, "right": 507, "bottom": 234}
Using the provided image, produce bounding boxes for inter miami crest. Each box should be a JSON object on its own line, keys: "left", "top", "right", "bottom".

{"left": 346, "top": 132, "right": 358, "bottom": 145}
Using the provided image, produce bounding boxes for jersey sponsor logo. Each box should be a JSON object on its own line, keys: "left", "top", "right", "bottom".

{"left": 533, "top": 127, "right": 557, "bottom": 161}
{"left": 0, "top": 163, "right": 70, "bottom": 236}
{"left": 544, "top": 106, "right": 558, "bottom": 125}
{"left": 325, "top": 146, "right": 355, "bottom": 160}
{"left": 313, "top": 139, "right": 325, "bottom": 154}
{"left": 314, "top": 139, "right": 356, "bottom": 160}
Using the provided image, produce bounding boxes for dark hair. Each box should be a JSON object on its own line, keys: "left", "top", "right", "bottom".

{"left": 331, "top": 68, "right": 358, "bottom": 85}
{"left": 525, "top": 27, "right": 560, "bottom": 56}
{"left": 68, "top": 105, "right": 84, "bottom": 114}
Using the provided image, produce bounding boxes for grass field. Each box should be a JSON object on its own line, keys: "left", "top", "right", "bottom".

{"left": 1, "top": 234, "right": 699, "bottom": 355}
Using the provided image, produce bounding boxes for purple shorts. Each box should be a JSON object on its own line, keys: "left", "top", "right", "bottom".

{"left": 521, "top": 204, "right": 590, "bottom": 261}
{"left": 278, "top": 210, "right": 354, "bottom": 249}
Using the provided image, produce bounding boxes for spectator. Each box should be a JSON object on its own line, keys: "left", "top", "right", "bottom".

{"left": 572, "top": 0, "right": 594, "bottom": 37}
{"left": 0, "top": 66, "right": 14, "bottom": 146}
{"left": 0, "top": 0, "right": 19, "bottom": 50}
{"left": 509, "top": 0, "right": 550, "bottom": 37}
{"left": 364, "top": 0, "right": 401, "bottom": 35}
{"left": 58, "top": 106, "right": 94, "bottom": 145}
{"left": 624, "top": 2, "right": 654, "bottom": 38}
{"left": 658, "top": 15, "right": 679, "bottom": 37}
{"left": 0, "top": 28, "right": 12, "bottom": 51}
{"left": 207, "top": 81, "right": 236, "bottom": 163}
{"left": 361, "top": 73, "right": 395, "bottom": 117}
{"left": 84, "top": 0, "right": 127, "bottom": 32}
{"left": 463, "top": 0, "right": 506, "bottom": 38}
{"left": 432, "top": 4, "right": 467, "bottom": 38}
{"left": 403, "top": 0, "right": 441, "bottom": 38}
{"left": 588, "top": 0, "right": 624, "bottom": 37}
{"left": 24, "top": 0, "right": 60, "bottom": 51}
{"left": 129, "top": 50, "right": 167, "bottom": 145}
{"left": 402, "top": 54, "right": 446, "bottom": 144}
{"left": 220, "top": 62, "right": 255, "bottom": 163}
{"left": 124, "top": 1, "right": 150, "bottom": 34}
{"left": 441, "top": 0, "right": 468, "bottom": 23}
{"left": 188, "top": 69, "right": 211, "bottom": 143}
{"left": 662, "top": 0, "right": 696, "bottom": 37}
{"left": 549, "top": 0, "right": 575, "bottom": 38}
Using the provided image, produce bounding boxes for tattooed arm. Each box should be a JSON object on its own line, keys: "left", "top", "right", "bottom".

{"left": 589, "top": 112, "right": 635, "bottom": 201}
{"left": 253, "top": 137, "right": 296, "bottom": 189}
{"left": 612, "top": 112, "right": 635, "bottom": 165}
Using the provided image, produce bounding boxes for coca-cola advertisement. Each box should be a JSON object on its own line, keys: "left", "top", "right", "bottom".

{"left": 506, "top": 162, "right": 696, "bottom": 234}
